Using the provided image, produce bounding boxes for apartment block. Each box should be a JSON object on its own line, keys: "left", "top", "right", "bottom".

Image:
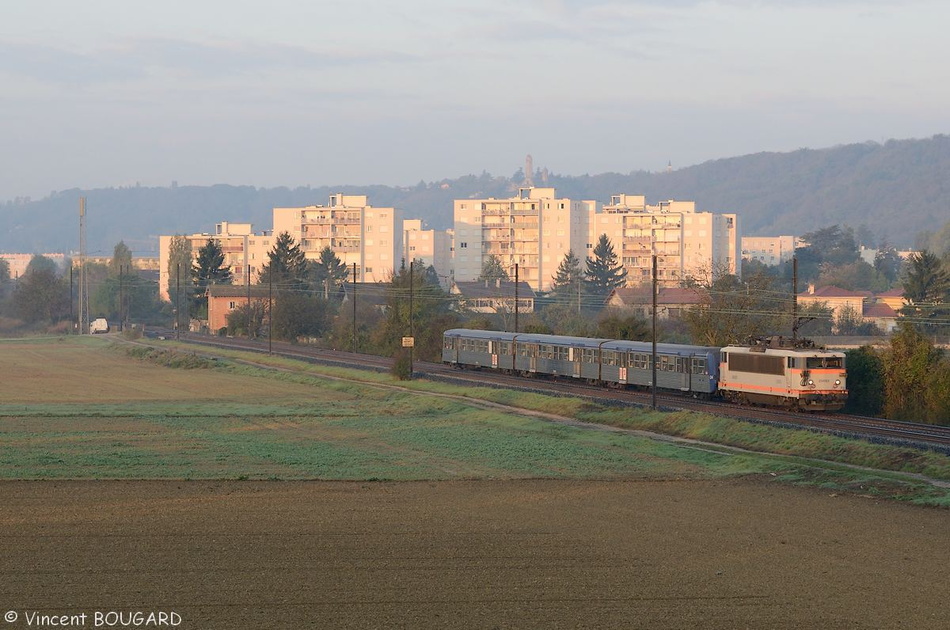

{"left": 403, "top": 219, "right": 453, "bottom": 288}
{"left": 741, "top": 235, "right": 796, "bottom": 266}
{"left": 158, "top": 222, "right": 275, "bottom": 301}
{"left": 590, "top": 195, "right": 740, "bottom": 288}
{"left": 273, "top": 194, "right": 403, "bottom": 284}
{"left": 454, "top": 187, "right": 592, "bottom": 292}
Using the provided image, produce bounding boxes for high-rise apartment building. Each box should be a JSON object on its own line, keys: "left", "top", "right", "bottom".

{"left": 741, "top": 235, "right": 797, "bottom": 266}
{"left": 403, "top": 219, "right": 453, "bottom": 288}
{"left": 453, "top": 187, "right": 592, "bottom": 292}
{"left": 590, "top": 195, "right": 740, "bottom": 287}
{"left": 273, "top": 194, "right": 403, "bottom": 284}
{"left": 158, "top": 222, "right": 275, "bottom": 301}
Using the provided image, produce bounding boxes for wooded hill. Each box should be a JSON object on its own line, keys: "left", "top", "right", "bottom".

{"left": 3, "top": 134, "right": 948, "bottom": 255}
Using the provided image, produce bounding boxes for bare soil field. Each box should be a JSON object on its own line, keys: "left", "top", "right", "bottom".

{"left": 1, "top": 478, "right": 947, "bottom": 629}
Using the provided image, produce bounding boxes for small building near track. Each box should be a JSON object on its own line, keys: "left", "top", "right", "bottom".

{"left": 207, "top": 285, "right": 270, "bottom": 333}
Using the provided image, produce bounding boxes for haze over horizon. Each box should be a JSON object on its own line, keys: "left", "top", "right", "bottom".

{"left": 2, "top": 1, "right": 948, "bottom": 203}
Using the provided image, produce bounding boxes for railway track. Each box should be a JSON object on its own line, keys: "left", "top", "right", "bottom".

{"left": 167, "top": 332, "right": 950, "bottom": 454}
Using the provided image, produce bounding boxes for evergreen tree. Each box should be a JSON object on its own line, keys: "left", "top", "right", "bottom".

{"left": 259, "top": 232, "right": 307, "bottom": 293}
{"left": 309, "top": 246, "right": 349, "bottom": 298}
{"left": 478, "top": 254, "right": 510, "bottom": 283}
{"left": 190, "top": 238, "right": 232, "bottom": 318}
{"left": 902, "top": 249, "right": 949, "bottom": 304}
{"left": 585, "top": 235, "right": 627, "bottom": 298}
{"left": 193, "top": 238, "right": 232, "bottom": 288}
{"left": 550, "top": 250, "right": 584, "bottom": 304}
{"left": 900, "top": 249, "right": 950, "bottom": 336}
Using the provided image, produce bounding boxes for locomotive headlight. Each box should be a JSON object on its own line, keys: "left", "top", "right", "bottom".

{"left": 834, "top": 379, "right": 841, "bottom": 387}
{"left": 807, "top": 379, "right": 814, "bottom": 386}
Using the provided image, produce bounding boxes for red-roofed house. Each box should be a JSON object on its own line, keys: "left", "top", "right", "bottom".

{"left": 606, "top": 286, "right": 709, "bottom": 319}
{"left": 862, "top": 302, "right": 899, "bottom": 332}
{"left": 875, "top": 287, "right": 907, "bottom": 313}
{"left": 798, "top": 286, "right": 872, "bottom": 321}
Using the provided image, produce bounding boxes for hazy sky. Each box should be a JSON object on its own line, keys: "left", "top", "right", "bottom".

{"left": 2, "top": 0, "right": 948, "bottom": 202}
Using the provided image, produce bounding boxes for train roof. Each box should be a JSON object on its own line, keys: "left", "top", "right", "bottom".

{"left": 603, "top": 340, "right": 721, "bottom": 356}
{"left": 444, "top": 329, "right": 719, "bottom": 355}
{"left": 722, "top": 345, "right": 845, "bottom": 357}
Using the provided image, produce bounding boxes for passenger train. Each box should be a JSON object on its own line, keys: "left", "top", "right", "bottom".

{"left": 442, "top": 329, "right": 848, "bottom": 411}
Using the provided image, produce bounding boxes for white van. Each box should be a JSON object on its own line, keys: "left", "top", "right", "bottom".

{"left": 90, "top": 318, "right": 110, "bottom": 334}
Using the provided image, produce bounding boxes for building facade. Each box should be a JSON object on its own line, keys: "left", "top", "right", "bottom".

{"left": 590, "top": 195, "right": 740, "bottom": 288}
{"left": 741, "top": 235, "right": 797, "bottom": 266}
{"left": 158, "top": 222, "right": 275, "bottom": 302}
{"left": 403, "top": 219, "right": 453, "bottom": 289}
{"left": 273, "top": 194, "right": 403, "bottom": 284}
{"left": 453, "top": 187, "right": 592, "bottom": 292}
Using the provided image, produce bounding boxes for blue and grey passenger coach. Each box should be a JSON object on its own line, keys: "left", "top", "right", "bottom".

{"left": 443, "top": 329, "right": 720, "bottom": 397}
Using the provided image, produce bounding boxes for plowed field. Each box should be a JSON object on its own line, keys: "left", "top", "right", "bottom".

{"left": 1, "top": 478, "right": 947, "bottom": 629}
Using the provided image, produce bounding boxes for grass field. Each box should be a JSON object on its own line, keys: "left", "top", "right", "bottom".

{"left": 2, "top": 337, "right": 949, "bottom": 505}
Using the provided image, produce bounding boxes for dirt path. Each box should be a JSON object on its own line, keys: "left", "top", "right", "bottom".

{"left": 0, "top": 478, "right": 946, "bottom": 629}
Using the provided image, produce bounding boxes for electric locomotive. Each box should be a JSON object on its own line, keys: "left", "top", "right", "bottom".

{"left": 718, "top": 337, "right": 847, "bottom": 411}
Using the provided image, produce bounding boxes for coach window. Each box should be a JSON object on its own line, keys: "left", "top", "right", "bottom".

{"left": 691, "top": 358, "right": 707, "bottom": 374}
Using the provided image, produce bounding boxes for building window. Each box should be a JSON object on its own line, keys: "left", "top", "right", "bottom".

{"left": 460, "top": 242, "right": 468, "bottom": 248}
{"left": 228, "top": 301, "right": 236, "bottom": 309}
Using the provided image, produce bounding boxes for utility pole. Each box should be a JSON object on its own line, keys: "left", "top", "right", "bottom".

{"left": 69, "top": 265, "right": 74, "bottom": 332}
{"left": 352, "top": 262, "right": 357, "bottom": 352}
{"left": 78, "top": 197, "right": 88, "bottom": 334}
{"left": 652, "top": 253, "right": 658, "bottom": 411}
{"left": 792, "top": 256, "right": 799, "bottom": 344}
{"left": 577, "top": 272, "right": 581, "bottom": 315}
{"left": 118, "top": 265, "right": 124, "bottom": 332}
{"left": 246, "top": 264, "right": 251, "bottom": 338}
{"left": 408, "top": 260, "right": 414, "bottom": 378}
{"left": 514, "top": 263, "right": 519, "bottom": 333}
{"left": 175, "top": 263, "right": 181, "bottom": 341}
{"left": 268, "top": 272, "right": 273, "bottom": 354}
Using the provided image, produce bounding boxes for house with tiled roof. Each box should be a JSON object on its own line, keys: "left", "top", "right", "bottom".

{"left": 798, "top": 286, "right": 871, "bottom": 320}
{"left": 862, "top": 302, "right": 899, "bottom": 332}
{"left": 606, "top": 285, "right": 709, "bottom": 319}
{"left": 451, "top": 280, "right": 535, "bottom": 314}
{"left": 875, "top": 287, "right": 907, "bottom": 313}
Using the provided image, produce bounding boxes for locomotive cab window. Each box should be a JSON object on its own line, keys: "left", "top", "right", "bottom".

{"left": 807, "top": 356, "right": 843, "bottom": 369}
